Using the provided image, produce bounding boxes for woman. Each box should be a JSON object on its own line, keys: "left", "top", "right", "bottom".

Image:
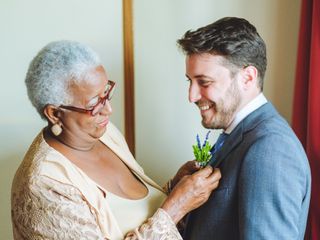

{"left": 11, "top": 40, "right": 221, "bottom": 239}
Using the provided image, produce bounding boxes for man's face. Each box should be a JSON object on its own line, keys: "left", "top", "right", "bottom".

{"left": 186, "top": 54, "right": 243, "bottom": 129}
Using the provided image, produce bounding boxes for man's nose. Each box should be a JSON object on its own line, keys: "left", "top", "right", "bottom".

{"left": 188, "top": 83, "right": 201, "bottom": 103}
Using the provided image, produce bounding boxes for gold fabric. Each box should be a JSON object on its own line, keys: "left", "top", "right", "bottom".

{"left": 11, "top": 122, "right": 182, "bottom": 240}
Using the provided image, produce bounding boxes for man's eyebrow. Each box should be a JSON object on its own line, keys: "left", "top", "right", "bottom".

{"left": 186, "top": 74, "right": 214, "bottom": 80}
{"left": 194, "top": 74, "right": 213, "bottom": 80}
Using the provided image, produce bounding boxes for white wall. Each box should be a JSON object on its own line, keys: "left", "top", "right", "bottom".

{"left": 0, "top": 1, "right": 124, "bottom": 239}
{"left": 134, "top": 0, "right": 301, "bottom": 185}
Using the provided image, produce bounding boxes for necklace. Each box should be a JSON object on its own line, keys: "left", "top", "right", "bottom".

{"left": 55, "top": 137, "right": 94, "bottom": 152}
{"left": 46, "top": 127, "right": 94, "bottom": 152}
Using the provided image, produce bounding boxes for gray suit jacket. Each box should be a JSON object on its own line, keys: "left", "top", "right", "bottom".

{"left": 184, "top": 102, "right": 311, "bottom": 240}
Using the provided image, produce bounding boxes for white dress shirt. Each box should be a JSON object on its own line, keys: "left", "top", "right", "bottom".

{"left": 225, "top": 93, "right": 268, "bottom": 134}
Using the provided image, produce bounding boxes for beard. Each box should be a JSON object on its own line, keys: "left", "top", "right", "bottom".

{"left": 201, "top": 80, "right": 242, "bottom": 129}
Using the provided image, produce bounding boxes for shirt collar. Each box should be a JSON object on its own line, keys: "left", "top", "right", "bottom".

{"left": 225, "top": 93, "right": 268, "bottom": 134}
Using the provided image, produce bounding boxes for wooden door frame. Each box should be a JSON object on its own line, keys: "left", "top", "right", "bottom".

{"left": 123, "top": 0, "right": 135, "bottom": 156}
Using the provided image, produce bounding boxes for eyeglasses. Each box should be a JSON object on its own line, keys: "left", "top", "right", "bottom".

{"left": 59, "top": 80, "right": 115, "bottom": 116}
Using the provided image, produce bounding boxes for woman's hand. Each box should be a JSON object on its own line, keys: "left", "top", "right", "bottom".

{"left": 161, "top": 166, "right": 221, "bottom": 224}
{"left": 171, "top": 160, "right": 201, "bottom": 189}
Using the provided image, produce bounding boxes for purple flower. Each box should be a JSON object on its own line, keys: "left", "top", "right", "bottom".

{"left": 202, "top": 131, "right": 211, "bottom": 148}
{"left": 196, "top": 134, "right": 201, "bottom": 149}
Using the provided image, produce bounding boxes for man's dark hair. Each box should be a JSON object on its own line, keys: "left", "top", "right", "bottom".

{"left": 177, "top": 17, "right": 267, "bottom": 90}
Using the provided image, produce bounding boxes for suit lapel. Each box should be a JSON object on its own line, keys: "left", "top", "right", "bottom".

{"left": 210, "top": 123, "right": 244, "bottom": 167}
{"left": 210, "top": 102, "right": 277, "bottom": 167}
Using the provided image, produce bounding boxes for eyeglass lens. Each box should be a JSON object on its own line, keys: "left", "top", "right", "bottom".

{"left": 91, "top": 82, "right": 115, "bottom": 116}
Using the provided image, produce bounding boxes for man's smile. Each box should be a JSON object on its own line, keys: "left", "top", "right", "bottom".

{"left": 196, "top": 102, "right": 214, "bottom": 111}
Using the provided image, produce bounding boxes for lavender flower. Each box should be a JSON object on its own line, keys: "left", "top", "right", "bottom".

{"left": 202, "top": 131, "right": 211, "bottom": 148}
{"left": 196, "top": 134, "right": 201, "bottom": 149}
{"left": 193, "top": 131, "right": 213, "bottom": 167}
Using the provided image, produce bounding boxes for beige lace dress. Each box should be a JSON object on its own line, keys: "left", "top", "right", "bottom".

{"left": 11, "top": 122, "right": 182, "bottom": 240}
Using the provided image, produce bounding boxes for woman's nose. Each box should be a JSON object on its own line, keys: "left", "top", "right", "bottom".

{"left": 100, "top": 100, "right": 112, "bottom": 115}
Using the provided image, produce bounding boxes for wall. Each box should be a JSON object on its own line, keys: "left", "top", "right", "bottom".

{"left": 0, "top": 1, "right": 124, "bottom": 239}
{"left": 134, "top": 0, "right": 301, "bottom": 185}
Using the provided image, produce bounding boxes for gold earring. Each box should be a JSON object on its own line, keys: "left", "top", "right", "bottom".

{"left": 51, "top": 124, "right": 62, "bottom": 136}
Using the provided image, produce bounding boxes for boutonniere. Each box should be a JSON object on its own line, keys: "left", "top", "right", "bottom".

{"left": 192, "top": 131, "right": 212, "bottom": 167}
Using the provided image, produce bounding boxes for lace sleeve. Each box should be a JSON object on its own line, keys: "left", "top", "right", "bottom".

{"left": 124, "top": 208, "right": 182, "bottom": 240}
{"left": 11, "top": 176, "right": 105, "bottom": 240}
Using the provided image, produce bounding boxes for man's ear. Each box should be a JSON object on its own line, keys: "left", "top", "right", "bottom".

{"left": 240, "top": 66, "right": 258, "bottom": 90}
{"left": 43, "top": 105, "right": 62, "bottom": 125}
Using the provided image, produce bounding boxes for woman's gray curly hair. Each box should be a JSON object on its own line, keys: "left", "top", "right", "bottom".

{"left": 25, "top": 40, "right": 101, "bottom": 119}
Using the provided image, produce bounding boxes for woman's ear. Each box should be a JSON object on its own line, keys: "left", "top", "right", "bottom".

{"left": 43, "top": 105, "right": 61, "bottom": 125}
{"left": 241, "top": 66, "right": 258, "bottom": 90}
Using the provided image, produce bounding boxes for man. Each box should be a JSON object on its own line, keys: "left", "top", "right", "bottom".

{"left": 177, "top": 17, "right": 311, "bottom": 240}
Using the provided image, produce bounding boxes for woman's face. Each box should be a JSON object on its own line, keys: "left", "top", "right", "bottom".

{"left": 60, "top": 65, "right": 112, "bottom": 142}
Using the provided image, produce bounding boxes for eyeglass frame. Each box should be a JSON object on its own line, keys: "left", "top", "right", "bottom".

{"left": 59, "top": 80, "right": 115, "bottom": 116}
